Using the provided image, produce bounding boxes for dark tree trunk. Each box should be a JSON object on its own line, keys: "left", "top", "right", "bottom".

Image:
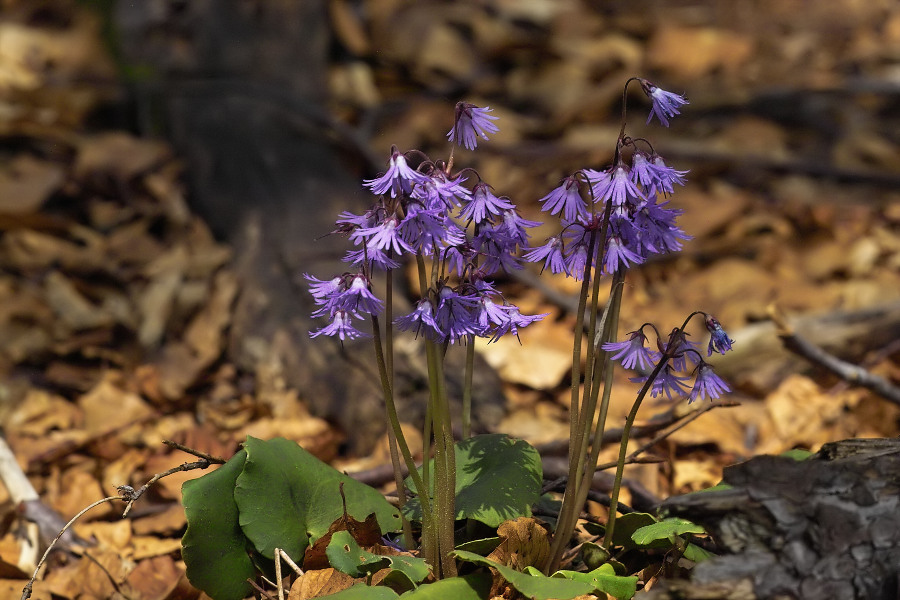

{"left": 112, "top": 0, "right": 505, "bottom": 453}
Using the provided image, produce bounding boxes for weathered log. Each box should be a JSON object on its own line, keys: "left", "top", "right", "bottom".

{"left": 648, "top": 438, "right": 900, "bottom": 600}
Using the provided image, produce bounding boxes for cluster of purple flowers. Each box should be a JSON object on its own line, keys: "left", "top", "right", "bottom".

{"left": 307, "top": 105, "right": 545, "bottom": 343}
{"left": 526, "top": 79, "right": 690, "bottom": 279}
{"left": 603, "top": 314, "right": 734, "bottom": 403}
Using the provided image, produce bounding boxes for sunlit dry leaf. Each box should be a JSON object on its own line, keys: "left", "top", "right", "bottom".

{"left": 78, "top": 374, "right": 155, "bottom": 437}
{"left": 239, "top": 417, "right": 341, "bottom": 463}
{"left": 131, "top": 536, "right": 184, "bottom": 561}
{"left": 132, "top": 504, "right": 187, "bottom": 536}
{"left": 50, "top": 469, "right": 108, "bottom": 522}
{"left": 647, "top": 26, "right": 754, "bottom": 78}
{"left": 5, "top": 389, "right": 81, "bottom": 436}
{"left": 0, "top": 155, "right": 64, "bottom": 214}
{"left": 102, "top": 448, "right": 148, "bottom": 493}
{"left": 288, "top": 567, "right": 356, "bottom": 600}
{"left": 476, "top": 311, "right": 570, "bottom": 390}
{"left": 183, "top": 271, "right": 237, "bottom": 364}
{"left": 125, "top": 556, "right": 184, "bottom": 600}
{"left": 43, "top": 270, "right": 115, "bottom": 331}
{"left": 672, "top": 459, "right": 723, "bottom": 493}
{"left": 138, "top": 246, "right": 188, "bottom": 348}
{"left": 498, "top": 404, "right": 569, "bottom": 446}
{"left": 0, "top": 579, "right": 51, "bottom": 600}
{"left": 487, "top": 517, "right": 551, "bottom": 571}
{"left": 74, "top": 520, "right": 133, "bottom": 553}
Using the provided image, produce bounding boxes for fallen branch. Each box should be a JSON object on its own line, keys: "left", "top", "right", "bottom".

{"left": 769, "top": 304, "right": 900, "bottom": 407}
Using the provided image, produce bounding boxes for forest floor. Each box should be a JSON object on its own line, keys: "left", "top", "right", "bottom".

{"left": 1, "top": 0, "right": 899, "bottom": 598}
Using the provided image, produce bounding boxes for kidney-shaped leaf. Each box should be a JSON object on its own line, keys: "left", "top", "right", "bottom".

{"left": 235, "top": 437, "right": 402, "bottom": 562}
{"left": 405, "top": 434, "right": 542, "bottom": 527}
{"left": 453, "top": 550, "right": 593, "bottom": 600}
{"left": 182, "top": 449, "right": 255, "bottom": 600}
{"left": 400, "top": 573, "right": 492, "bottom": 600}
{"left": 631, "top": 517, "right": 705, "bottom": 546}
{"left": 554, "top": 564, "right": 638, "bottom": 600}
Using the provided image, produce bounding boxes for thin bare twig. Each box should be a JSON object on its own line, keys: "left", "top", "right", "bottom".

{"left": 161, "top": 440, "right": 227, "bottom": 464}
{"left": 21, "top": 495, "right": 127, "bottom": 600}
{"left": 769, "top": 304, "right": 900, "bottom": 407}
{"left": 121, "top": 458, "right": 216, "bottom": 517}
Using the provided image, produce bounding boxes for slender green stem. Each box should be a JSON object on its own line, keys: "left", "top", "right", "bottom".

{"left": 462, "top": 335, "right": 475, "bottom": 439}
{"left": 381, "top": 274, "right": 415, "bottom": 550}
{"left": 601, "top": 361, "right": 663, "bottom": 549}
{"left": 369, "top": 316, "right": 432, "bottom": 543}
{"left": 572, "top": 273, "right": 624, "bottom": 542}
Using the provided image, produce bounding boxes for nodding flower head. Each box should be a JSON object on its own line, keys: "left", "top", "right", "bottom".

{"left": 448, "top": 102, "right": 500, "bottom": 150}
{"left": 689, "top": 362, "right": 731, "bottom": 402}
{"left": 603, "top": 329, "right": 660, "bottom": 371}
{"left": 638, "top": 79, "right": 688, "bottom": 127}
{"left": 705, "top": 315, "right": 735, "bottom": 356}
{"left": 363, "top": 147, "right": 429, "bottom": 198}
{"left": 539, "top": 175, "right": 587, "bottom": 222}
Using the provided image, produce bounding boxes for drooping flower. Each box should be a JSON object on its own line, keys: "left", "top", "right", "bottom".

{"left": 688, "top": 362, "right": 731, "bottom": 402}
{"left": 435, "top": 285, "right": 480, "bottom": 343}
{"left": 305, "top": 274, "right": 342, "bottom": 301}
{"left": 309, "top": 310, "right": 369, "bottom": 341}
{"left": 603, "top": 329, "right": 660, "bottom": 371}
{"left": 593, "top": 163, "right": 644, "bottom": 209}
{"left": 647, "top": 155, "right": 688, "bottom": 195}
{"left": 342, "top": 247, "right": 401, "bottom": 271}
{"left": 603, "top": 234, "right": 644, "bottom": 274}
{"left": 473, "top": 221, "right": 522, "bottom": 274}
{"left": 354, "top": 214, "right": 414, "bottom": 256}
{"left": 459, "top": 182, "right": 515, "bottom": 224}
{"left": 363, "top": 148, "right": 429, "bottom": 197}
{"left": 523, "top": 236, "right": 568, "bottom": 275}
{"left": 705, "top": 315, "right": 735, "bottom": 356}
{"left": 639, "top": 79, "right": 688, "bottom": 127}
{"left": 447, "top": 102, "right": 500, "bottom": 150}
{"left": 488, "top": 305, "right": 546, "bottom": 343}
{"left": 499, "top": 208, "right": 541, "bottom": 247}
{"left": 661, "top": 328, "right": 701, "bottom": 372}
{"left": 631, "top": 201, "right": 690, "bottom": 256}
{"left": 631, "top": 364, "right": 691, "bottom": 401}
{"left": 395, "top": 299, "right": 444, "bottom": 341}
{"left": 539, "top": 176, "right": 587, "bottom": 222}
{"left": 335, "top": 275, "right": 383, "bottom": 316}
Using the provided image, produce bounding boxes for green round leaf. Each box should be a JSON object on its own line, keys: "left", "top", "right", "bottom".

{"left": 182, "top": 450, "right": 256, "bottom": 600}
{"left": 399, "top": 573, "right": 492, "bottom": 600}
{"left": 554, "top": 564, "right": 638, "bottom": 600}
{"left": 326, "top": 531, "right": 390, "bottom": 578}
{"left": 405, "top": 434, "right": 542, "bottom": 527}
{"left": 610, "top": 512, "right": 658, "bottom": 548}
{"left": 631, "top": 517, "right": 706, "bottom": 546}
{"left": 234, "top": 437, "right": 402, "bottom": 562}
{"left": 453, "top": 550, "right": 593, "bottom": 600}
{"left": 318, "top": 584, "right": 400, "bottom": 600}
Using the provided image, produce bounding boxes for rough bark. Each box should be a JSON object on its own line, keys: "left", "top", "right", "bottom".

{"left": 648, "top": 438, "right": 900, "bottom": 600}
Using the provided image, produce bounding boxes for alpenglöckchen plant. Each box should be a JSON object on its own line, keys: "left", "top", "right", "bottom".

{"left": 307, "top": 77, "right": 735, "bottom": 579}
{"left": 306, "top": 100, "right": 546, "bottom": 577}
{"left": 526, "top": 77, "right": 735, "bottom": 573}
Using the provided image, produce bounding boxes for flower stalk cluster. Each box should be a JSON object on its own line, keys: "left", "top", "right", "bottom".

{"left": 533, "top": 78, "right": 735, "bottom": 573}
{"left": 306, "top": 102, "right": 544, "bottom": 577}
{"left": 307, "top": 79, "right": 735, "bottom": 578}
